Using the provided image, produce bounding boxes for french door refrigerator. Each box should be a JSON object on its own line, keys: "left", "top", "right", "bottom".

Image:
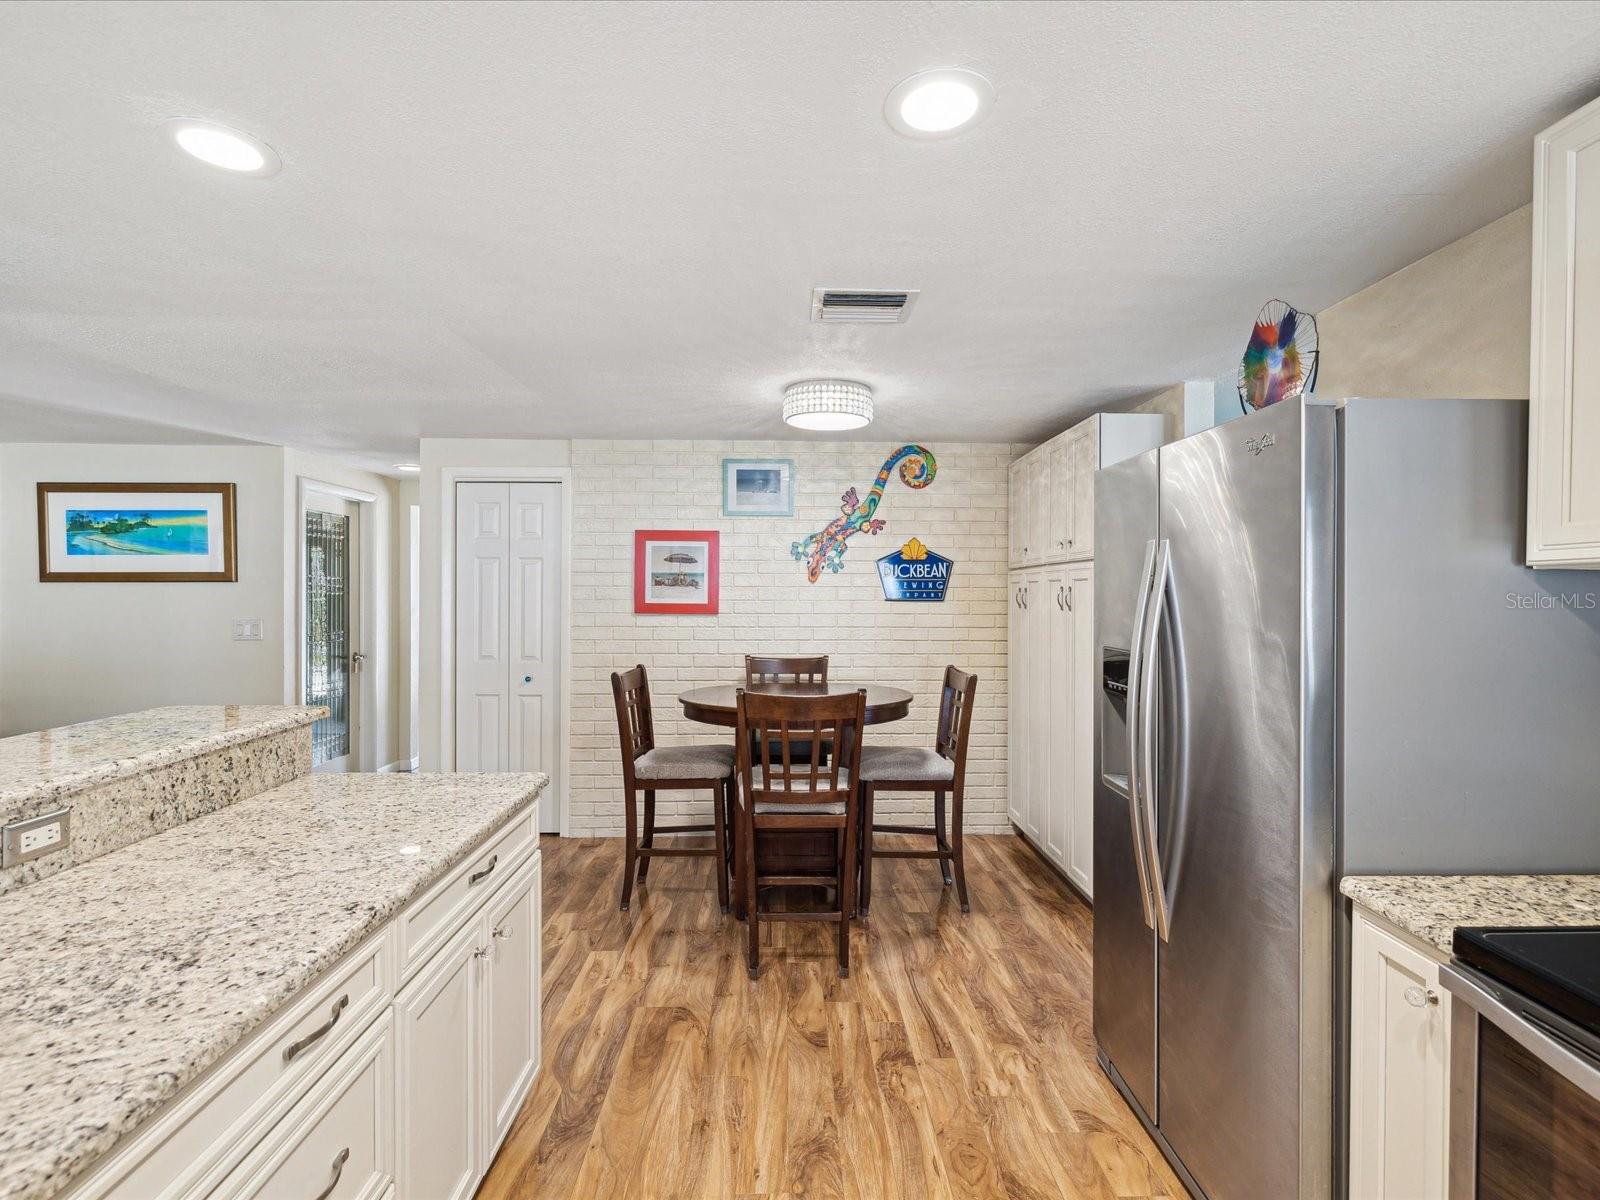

{"left": 1092, "top": 396, "right": 1600, "bottom": 1200}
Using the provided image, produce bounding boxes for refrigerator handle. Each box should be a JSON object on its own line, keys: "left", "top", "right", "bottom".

{"left": 1138, "top": 539, "right": 1173, "bottom": 942}
{"left": 1125, "top": 539, "right": 1159, "bottom": 930}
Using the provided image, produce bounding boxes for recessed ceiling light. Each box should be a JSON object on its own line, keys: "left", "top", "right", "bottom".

{"left": 394, "top": 462, "right": 422, "bottom": 474}
{"left": 783, "top": 380, "right": 874, "bottom": 431}
{"left": 164, "top": 118, "right": 281, "bottom": 176}
{"left": 885, "top": 68, "right": 994, "bottom": 138}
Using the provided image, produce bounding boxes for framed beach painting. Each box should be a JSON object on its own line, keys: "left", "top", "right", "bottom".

{"left": 634, "top": 529, "right": 719, "bottom": 615}
{"left": 721, "top": 458, "right": 793, "bottom": 517}
{"left": 37, "top": 482, "right": 237, "bottom": 582}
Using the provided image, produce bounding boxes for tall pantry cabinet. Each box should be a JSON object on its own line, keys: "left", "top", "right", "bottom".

{"left": 1007, "top": 413, "right": 1164, "bottom": 899}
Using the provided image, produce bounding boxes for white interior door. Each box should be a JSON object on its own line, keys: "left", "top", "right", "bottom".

{"left": 455, "top": 480, "right": 563, "bottom": 833}
{"left": 305, "top": 494, "right": 361, "bottom": 772}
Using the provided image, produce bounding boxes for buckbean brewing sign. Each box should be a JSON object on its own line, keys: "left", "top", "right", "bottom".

{"left": 876, "top": 538, "right": 953, "bottom": 602}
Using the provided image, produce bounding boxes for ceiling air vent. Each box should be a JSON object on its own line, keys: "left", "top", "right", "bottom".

{"left": 811, "top": 287, "right": 920, "bottom": 323}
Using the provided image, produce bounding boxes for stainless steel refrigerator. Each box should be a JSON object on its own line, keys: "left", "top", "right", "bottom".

{"left": 1092, "top": 396, "right": 1600, "bottom": 1200}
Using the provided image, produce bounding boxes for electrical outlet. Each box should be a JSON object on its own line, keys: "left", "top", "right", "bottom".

{"left": 3, "top": 808, "right": 70, "bottom": 867}
{"left": 232, "top": 618, "right": 264, "bottom": 642}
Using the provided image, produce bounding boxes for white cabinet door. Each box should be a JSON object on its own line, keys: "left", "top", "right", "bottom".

{"left": 482, "top": 855, "right": 542, "bottom": 1163}
{"left": 1348, "top": 910, "right": 1451, "bottom": 1200}
{"left": 1068, "top": 424, "right": 1097, "bottom": 561}
{"left": 1007, "top": 459, "right": 1027, "bottom": 569}
{"left": 1007, "top": 572, "right": 1026, "bottom": 828}
{"left": 1042, "top": 564, "right": 1070, "bottom": 868}
{"left": 1530, "top": 95, "right": 1600, "bottom": 567}
{"left": 1024, "top": 568, "right": 1048, "bottom": 844}
{"left": 1065, "top": 563, "right": 1095, "bottom": 898}
{"left": 396, "top": 923, "right": 481, "bottom": 1200}
{"left": 1046, "top": 439, "right": 1072, "bottom": 563}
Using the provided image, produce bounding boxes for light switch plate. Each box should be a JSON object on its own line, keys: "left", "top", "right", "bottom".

{"left": 2, "top": 808, "right": 70, "bottom": 867}
{"left": 231, "top": 618, "right": 264, "bottom": 642}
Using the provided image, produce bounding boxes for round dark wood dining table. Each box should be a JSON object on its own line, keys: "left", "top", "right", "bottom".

{"left": 677, "top": 681, "right": 914, "bottom": 728}
{"left": 678, "top": 680, "right": 915, "bottom": 883}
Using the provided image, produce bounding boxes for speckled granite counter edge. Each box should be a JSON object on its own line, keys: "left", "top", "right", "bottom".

{"left": 1341, "top": 874, "right": 1600, "bottom": 956}
{"left": 0, "top": 706, "right": 327, "bottom": 811}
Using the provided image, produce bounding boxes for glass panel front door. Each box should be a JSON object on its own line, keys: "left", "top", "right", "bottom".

{"left": 306, "top": 508, "right": 351, "bottom": 767}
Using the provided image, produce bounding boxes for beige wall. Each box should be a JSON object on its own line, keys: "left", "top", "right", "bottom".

{"left": 0, "top": 444, "right": 409, "bottom": 770}
{"left": 0, "top": 444, "right": 288, "bottom": 734}
{"left": 1314, "top": 205, "right": 1532, "bottom": 401}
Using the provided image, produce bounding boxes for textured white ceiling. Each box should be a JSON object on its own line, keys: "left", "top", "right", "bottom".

{"left": 3, "top": 0, "right": 1599, "bottom": 470}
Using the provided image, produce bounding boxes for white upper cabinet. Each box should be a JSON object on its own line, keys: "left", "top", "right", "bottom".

{"left": 1530, "top": 95, "right": 1600, "bottom": 568}
{"left": 1008, "top": 413, "right": 1163, "bottom": 568}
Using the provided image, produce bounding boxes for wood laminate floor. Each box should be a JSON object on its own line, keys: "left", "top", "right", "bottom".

{"left": 476, "top": 833, "right": 1184, "bottom": 1200}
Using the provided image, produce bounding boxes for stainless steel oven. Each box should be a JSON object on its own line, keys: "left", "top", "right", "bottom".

{"left": 1442, "top": 959, "right": 1600, "bottom": 1199}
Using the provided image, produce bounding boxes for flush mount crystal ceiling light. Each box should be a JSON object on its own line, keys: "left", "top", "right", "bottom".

{"left": 884, "top": 68, "right": 994, "bottom": 138}
{"left": 164, "top": 118, "right": 281, "bottom": 176}
{"left": 783, "top": 380, "right": 874, "bottom": 431}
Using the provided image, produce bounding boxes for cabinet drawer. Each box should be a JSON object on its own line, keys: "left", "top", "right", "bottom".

{"left": 80, "top": 930, "right": 393, "bottom": 1200}
{"left": 397, "top": 804, "right": 536, "bottom": 982}
{"left": 215, "top": 1015, "right": 394, "bottom": 1200}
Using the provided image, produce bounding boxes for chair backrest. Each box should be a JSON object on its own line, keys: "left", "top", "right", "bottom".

{"left": 736, "top": 687, "right": 864, "bottom": 808}
{"left": 935, "top": 665, "right": 979, "bottom": 776}
{"left": 744, "top": 654, "right": 829, "bottom": 686}
{"left": 610, "top": 665, "right": 655, "bottom": 771}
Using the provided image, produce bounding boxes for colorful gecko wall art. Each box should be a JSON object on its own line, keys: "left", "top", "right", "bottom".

{"left": 791, "top": 445, "right": 937, "bottom": 582}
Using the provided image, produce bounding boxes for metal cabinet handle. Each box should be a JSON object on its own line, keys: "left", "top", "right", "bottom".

{"left": 1404, "top": 985, "right": 1439, "bottom": 1008}
{"left": 1066, "top": 585, "right": 1073, "bottom": 612}
{"left": 492, "top": 925, "right": 512, "bottom": 940}
{"left": 283, "top": 994, "right": 349, "bottom": 1063}
{"left": 1056, "top": 586, "right": 1064, "bottom": 610}
{"left": 312, "top": 1147, "right": 350, "bottom": 1200}
{"left": 469, "top": 854, "right": 498, "bottom": 885}
{"left": 474, "top": 944, "right": 491, "bottom": 959}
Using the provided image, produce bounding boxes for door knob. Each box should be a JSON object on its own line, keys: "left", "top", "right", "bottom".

{"left": 522, "top": 675, "right": 532, "bottom": 685}
{"left": 1403, "top": 985, "right": 1439, "bottom": 1008}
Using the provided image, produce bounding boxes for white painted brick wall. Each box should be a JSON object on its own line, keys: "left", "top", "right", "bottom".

{"left": 569, "top": 439, "right": 1017, "bottom": 836}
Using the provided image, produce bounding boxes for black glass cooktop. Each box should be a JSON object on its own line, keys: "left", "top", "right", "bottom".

{"left": 1453, "top": 926, "right": 1600, "bottom": 1036}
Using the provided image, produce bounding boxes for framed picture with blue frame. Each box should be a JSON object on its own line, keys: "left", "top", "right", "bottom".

{"left": 721, "top": 458, "right": 794, "bottom": 518}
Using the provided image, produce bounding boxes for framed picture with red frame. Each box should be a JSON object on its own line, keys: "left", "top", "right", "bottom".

{"left": 633, "top": 529, "right": 720, "bottom": 615}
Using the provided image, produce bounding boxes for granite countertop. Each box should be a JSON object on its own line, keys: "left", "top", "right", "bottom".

{"left": 1341, "top": 874, "right": 1600, "bottom": 955}
{"left": 0, "top": 769, "right": 547, "bottom": 1200}
{"left": 0, "top": 705, "right": 326, "bottom": 811}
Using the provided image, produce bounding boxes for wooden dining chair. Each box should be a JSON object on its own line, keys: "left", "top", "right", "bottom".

{"left": 734, "top": 687, "right": 866, "bottom": 979}
{"left": 611, "top": 664, "right": 733, "bottom": 914}
{"left": 744, "top": 654, "right": 829, "bottom": 685}
{"left": 857, "top": 666, "right": 978, "bottom": 914}
{"left": 744, "top": 654, "right": 831, "bottom": 765}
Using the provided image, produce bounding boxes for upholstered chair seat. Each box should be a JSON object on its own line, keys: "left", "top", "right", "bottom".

{"left": 634, "top": 744, "right": 736, "bottom": 780}
{"left": 857, "top": 745, "right": 955, "bottom": 783}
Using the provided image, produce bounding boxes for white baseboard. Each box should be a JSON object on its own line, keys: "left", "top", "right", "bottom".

{"left": 378, "top": 757, "right": 420, "bottom": 773}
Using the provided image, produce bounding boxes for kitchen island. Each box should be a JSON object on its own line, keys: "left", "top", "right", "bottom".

{"left": 0, "top": 707, "right": 547, "bottom": 1200}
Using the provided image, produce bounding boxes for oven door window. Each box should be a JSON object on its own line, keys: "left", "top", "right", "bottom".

{"left": 1478, "top": 1021, "right": 1600, "bottom": 1199}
